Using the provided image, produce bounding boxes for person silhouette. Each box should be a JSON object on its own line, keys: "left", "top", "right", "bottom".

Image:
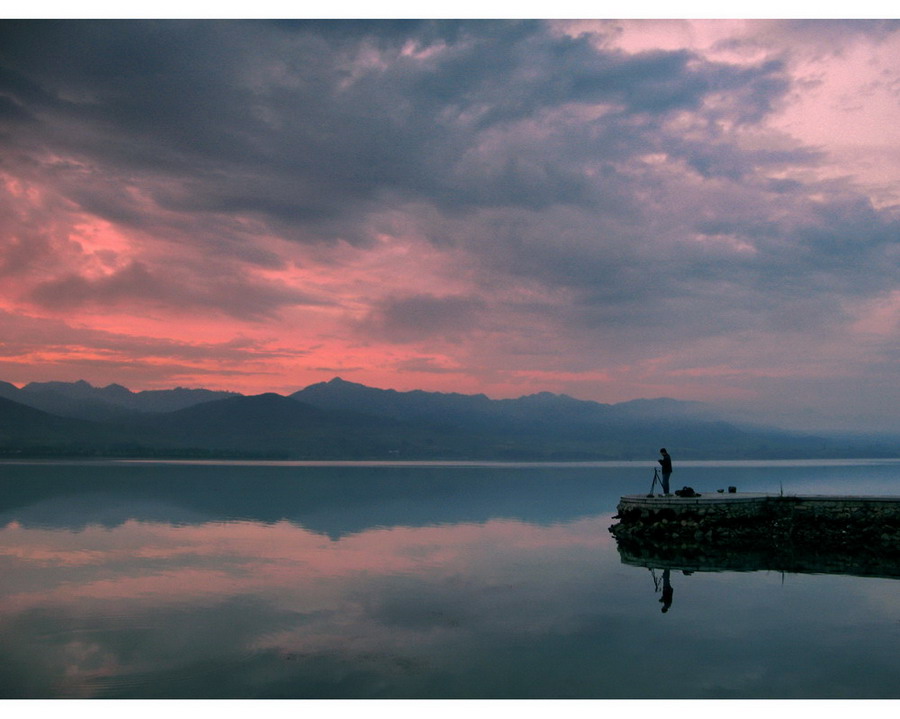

{"left": 658, "top": 448, "right": 672, "bottom": 496}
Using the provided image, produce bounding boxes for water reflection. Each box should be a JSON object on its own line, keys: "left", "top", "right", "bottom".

{"left": 652, "top": 568, "right": 675, "bottom": 613}
{"left": 616, "top": 534, "right": 900, "bottom": 581}
{"left": 0, "top": 461, "right": 631, "bottom": 534}
{"left": 1, "top": 510, "right": 616, "bottom": 697}
{"left": 3, "top": 461, "right": 900, "bottom": 699}
{"left": 619, "top": 527, "right": 900, "bottom": 631}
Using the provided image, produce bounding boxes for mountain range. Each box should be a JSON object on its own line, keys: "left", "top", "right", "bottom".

{"left": 0, "top": 377, "right": 896, "bottom": 460}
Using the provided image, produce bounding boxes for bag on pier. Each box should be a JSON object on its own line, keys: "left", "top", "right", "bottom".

{"left": 675, "top": 486, "right": 700, "bottom": 498}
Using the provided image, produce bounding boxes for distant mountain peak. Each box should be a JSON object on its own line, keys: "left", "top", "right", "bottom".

{"left": 23, "top": 379, "right": 98, "bottom": 394}
{"left": 301, "top": 377, "right": 387, "bottom": 393}
{"left": 326, "top": 376, "right": 367, "bottom": 388}
{"left": 521, "top": 390, "right": 576, "bottom": 401}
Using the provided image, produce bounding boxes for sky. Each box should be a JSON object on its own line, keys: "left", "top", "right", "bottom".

{"left": 1, "top": 15, "right": 899, "bottom": 433}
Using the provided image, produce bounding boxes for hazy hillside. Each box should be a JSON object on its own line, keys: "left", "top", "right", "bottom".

{"left": 0, "top": 380, "right": 238, "bottom": 421}
{"left": 1, "top": 378, "right": 897, "bottom": 460}
{"left": 0, "top": 396, "right": 115, "bottom": 452}
{"left": 120, "top": 393, "right": 415, "bottom": 458}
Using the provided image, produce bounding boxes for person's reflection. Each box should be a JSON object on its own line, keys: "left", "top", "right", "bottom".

{"left": 659, "top": 569, "right": 673, "bottom": 613}
{"left": 651, "top": 568, "right": 674, "bottom": 613}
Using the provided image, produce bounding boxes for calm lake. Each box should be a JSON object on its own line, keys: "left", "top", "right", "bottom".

{"left": 2, "top": 458, "right": 899, "bottom": 699}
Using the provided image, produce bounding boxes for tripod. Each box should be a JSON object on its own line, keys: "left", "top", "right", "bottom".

{"left": 647, "top": 467, "right": 663, "bottom": 497}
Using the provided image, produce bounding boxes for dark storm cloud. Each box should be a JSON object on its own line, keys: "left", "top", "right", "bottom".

{"left": 0, "top": 20, "right": 789, "bottom": 229}
{"left": 2, "top": 19, "right": 898, "bottom": 356}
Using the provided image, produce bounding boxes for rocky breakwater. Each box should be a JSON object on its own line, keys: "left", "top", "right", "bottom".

{"left": 609, "top": 494, "right": 900, "bottom": 578}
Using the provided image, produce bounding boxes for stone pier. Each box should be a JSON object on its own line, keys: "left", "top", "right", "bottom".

{"left": 609, "top": 493, "right": 900, "bottom": 578}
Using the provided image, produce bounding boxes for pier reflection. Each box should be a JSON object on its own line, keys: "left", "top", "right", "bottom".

{"left": 616, "top": 534, "right": 900, "bottom": 581}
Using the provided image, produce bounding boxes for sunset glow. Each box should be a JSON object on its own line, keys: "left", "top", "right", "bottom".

{"left": 1, "top": 18, "right": 899, "bottom": 432}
